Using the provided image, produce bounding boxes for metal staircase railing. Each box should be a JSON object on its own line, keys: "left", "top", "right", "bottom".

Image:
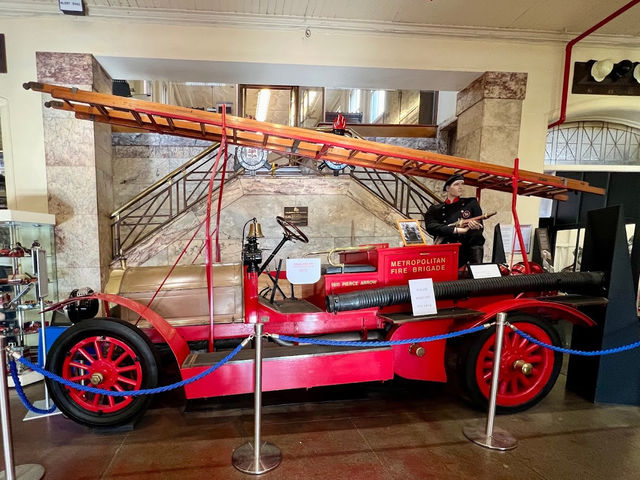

{"left": 343, "top": 128, "right": 443, "bottom": 227}
{"left": 349, "top": 167, "right": 442, "bottom": 227}
{"left": 110, "top": 130, "right": 443, "bottom": 259}
{"left": 110, "top": 142, "right": 238, "bottom": 258}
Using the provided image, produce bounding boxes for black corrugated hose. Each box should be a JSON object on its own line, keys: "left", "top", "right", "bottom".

{"left": 326, "top": 271, "right": 605, "bottom": 313}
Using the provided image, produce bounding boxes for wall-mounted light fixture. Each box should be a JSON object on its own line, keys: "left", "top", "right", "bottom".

{"left": 573, "top": 59, "right": 640, "bottom": 95}
{"left": 590, "top": 59, "right": 614, "bottom": 82}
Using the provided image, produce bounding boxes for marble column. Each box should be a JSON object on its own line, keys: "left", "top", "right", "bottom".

{"left": 37, "top": 53, "right": 113, "bottom": 296}
{"left": 455, "top": 72, "right": 527, "bottom": 261}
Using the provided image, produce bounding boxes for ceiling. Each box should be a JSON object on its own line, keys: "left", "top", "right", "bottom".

{"left": 2, "top": 0, "right": 639, "bottom": 89}
{"left": 2, "top": 0, "right": 639, "bottom": 39}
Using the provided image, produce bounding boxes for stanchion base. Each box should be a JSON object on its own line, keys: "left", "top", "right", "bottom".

{"left": 23, "top": 400, "right": 61, "bottom": 422}
{"left": 232, "top": 441, "right": 282, "bottom": 474}
{"left": 0, "top": 463, "right": 45, "bottom": 479}
{"left": 463, "top": 425, "right": 517, "bottom": 451}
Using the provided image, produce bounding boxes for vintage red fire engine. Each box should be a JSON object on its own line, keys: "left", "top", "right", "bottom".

{"left": 23, "top": 82, "right": 606, "bottom": 428}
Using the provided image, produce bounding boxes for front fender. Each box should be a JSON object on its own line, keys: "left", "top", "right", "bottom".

{"left": 473, "top": 298, "right": 597, "bottom": 327}
{"left": 45, "top": 292, "right": 190, "bottom": 365}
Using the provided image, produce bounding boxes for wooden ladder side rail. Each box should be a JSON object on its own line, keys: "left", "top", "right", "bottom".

{"left": 24, "top": 82, "right": 605, "bottom": 201}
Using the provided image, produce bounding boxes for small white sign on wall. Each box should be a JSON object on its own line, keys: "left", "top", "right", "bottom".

{"left": 59, "top": 0, "right": 84, "bottom": 13}
{"left": 408, "top": 278, "right": 437, "bottom": 316}
{"left": 286, "top": 258, "right": 321, "bottom": 284}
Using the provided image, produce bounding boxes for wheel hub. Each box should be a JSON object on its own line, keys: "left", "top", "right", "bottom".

{"left": 90, "top": 372, "right": 104, "bottom": 385}
{"left": 512, "top": 359, "right": 533, "bottom": 376}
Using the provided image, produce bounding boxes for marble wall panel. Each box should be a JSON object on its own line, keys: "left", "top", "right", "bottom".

{"left": 114, "top": 145, "right": 153, "bottom": 158}
{"left": 125, "top": 210, "right": 201, "bottom": 266}
{"left": 139, "top": 249, "right": 169, "bottom": 267}
{"left": 94, "top": 123, "right": 113, "bottom": 174}
{"left": 347, "top": 181, "right": 405, "bottom": 227}
{"left": 457, "top": 72, "right": 527, "bottom": 115}
{"left": 112, "top": 133, "right": 211, "bottom": 147}
{"left": 212, "top": 238, "right": 243, "bottom": 265}
{"left": 55, "top": 214, "right": 100, "bottom": 269}
{"left": 456, "top": 75, "right": 485, "bottom": 115}
{"left": 56, "top": 266, "right": 103, "bottom": 297}
{"left": 454, "top": 128, "right": 482, "bottom": 161}
{"left": 483, "top": 72, "right": 527, "bottom": 101}
{"left": 335, "top": 236, "right": 403, "bottom": 249}
{"left": 167, "top": 238, "right": 206, "bottom": 266}
{"left": 372, "top": 218, "right": 405, "bottom": 242}
{"left": 237, "top": 176, "right": 351, "bottom": 196}
{"left": 95, "top": 164, "right": 114, "bottom": 217}
{"left": 36, "top": 52, "right": 93, "bottom": 85}
{"left": 43, "top": 118, "right": 96, "bottom": 167}
{"left": 47, "top": 165, "right": 98, "bottom": 222}
{"left": 364, "top": 137, "right": 437, "bottom": 151}
{"left": 482, "top": 99, "right": 523, "bottom": 128}
{"left": 91, "top": 57, "right": 112, "bottom": 95}
{"left": 113, "top": 156, "right": 176, "bottom": 187}
{"left": 113, "top": 182, "right": 145, "bottom": 209}
{"left": 456, "top": 101, "right": 483, "bottom": 140}
{"left": 97, "top": 210, "right": 113, "bottom": 274}
{"left": 479, "top": 126, "right": 521, "bottom": 166}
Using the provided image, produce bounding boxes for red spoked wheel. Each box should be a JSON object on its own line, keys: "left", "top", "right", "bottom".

{"left": 47, "top": 318, "right": 158, "bottom": 428}
{"left": 464, "top": 315, "right": 562, "bottom": 413}
{"left": 62, "top": 335, "right": 144, "bottom": 413}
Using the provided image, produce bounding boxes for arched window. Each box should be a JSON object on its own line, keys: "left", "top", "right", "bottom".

{"left": 545, "top": 121, "right": 640, "bottom": 167}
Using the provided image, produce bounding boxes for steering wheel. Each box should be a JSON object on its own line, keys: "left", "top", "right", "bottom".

{"left": 276, "top": 216, "right": 309, "bottom": 243}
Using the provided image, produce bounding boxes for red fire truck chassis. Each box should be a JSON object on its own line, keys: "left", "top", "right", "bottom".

{"left": 24, "top": 82, "right": 607, "bottom": 428}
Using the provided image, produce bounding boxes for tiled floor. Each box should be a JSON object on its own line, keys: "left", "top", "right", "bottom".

{"left": 3, "top": 371, "right": 640, "bottom": 479}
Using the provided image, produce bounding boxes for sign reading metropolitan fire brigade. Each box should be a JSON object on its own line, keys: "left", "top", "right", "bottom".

{"left": 284, "top": 206, "right": 308, "bottom": 226}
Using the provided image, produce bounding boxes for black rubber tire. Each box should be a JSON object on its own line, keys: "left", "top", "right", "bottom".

{"left": 46, "top": 318, "right": 158, "bottom": 428}
{"left": 462, "top": 314, "right": 563, "bottom": 414}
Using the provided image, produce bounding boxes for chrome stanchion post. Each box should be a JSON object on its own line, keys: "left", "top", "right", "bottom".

{"left": 38, "top": 299, "right": 49, "bottom": 411}
{"left": 232, "top": 322, "right": 282, "bottom": 474}
{"left": 0, "top": 336, "right": 45, "bottom": 480}
{"left": 23, "top": 248, "right": 59, "bottom": 421}
{"left": 463, "top": 312, "right": 517, "bottom": 451}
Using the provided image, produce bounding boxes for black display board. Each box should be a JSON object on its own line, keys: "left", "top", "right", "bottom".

{"left": 491, "top": 224, "right": 506, "bottom": 264}
{"left": 566, "top": 205, "right": 640, "bottom": 405}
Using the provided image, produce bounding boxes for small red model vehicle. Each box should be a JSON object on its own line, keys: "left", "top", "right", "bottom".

{"left": 24, "top": 82, "right": 606, "bottom": 428}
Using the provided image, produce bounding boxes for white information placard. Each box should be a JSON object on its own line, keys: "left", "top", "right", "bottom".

{"left": 500, "top": 224, "right": 533, "bottom": 254}
{"left": 408, "top": 278, "right": 437, "bottom": 316}
{"left": 286, "top": 258, "right": 321, "bottom": 284}
{"left": 469, "top": 264, "right": 502, "bottom": 279}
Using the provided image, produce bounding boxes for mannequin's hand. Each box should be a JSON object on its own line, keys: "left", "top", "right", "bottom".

{"left": 467, "top": 220, "right": 483, "bottom": 230}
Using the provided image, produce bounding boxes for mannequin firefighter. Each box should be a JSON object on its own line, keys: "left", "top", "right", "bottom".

{"left": 425, "top": 174, "right": 485, "bottom": 267}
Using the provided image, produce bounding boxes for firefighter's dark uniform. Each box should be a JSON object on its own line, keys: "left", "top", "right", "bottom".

{"left": 425, "top": 197, "right": 485, "bottom": 267}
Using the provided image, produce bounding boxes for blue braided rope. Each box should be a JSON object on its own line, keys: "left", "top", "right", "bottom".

{"left": 511, "top": 327, "right": 640, "bottom": 356}
{"left": 276, "top": 324, "right": 488, "bottom": 347}
{"left": 9, "top": 360, "right": 57, "bottom": 414}
{"left": 11, "top": 339, "right": 247, "bottom": 398}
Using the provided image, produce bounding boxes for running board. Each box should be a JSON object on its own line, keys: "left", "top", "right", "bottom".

{"left": 180, "top": 344, "right": 394, "bottom": 400}
{"left": 380, "top": 307, "right": 485, "bottom": 325}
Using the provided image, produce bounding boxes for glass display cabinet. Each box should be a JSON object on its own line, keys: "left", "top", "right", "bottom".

{"left": 0, "top": 210, "right": 57, "bottom": 385}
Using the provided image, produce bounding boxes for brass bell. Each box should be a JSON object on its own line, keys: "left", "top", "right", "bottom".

{"left": 248, "top": 222, "right": 264, "bottom": 238}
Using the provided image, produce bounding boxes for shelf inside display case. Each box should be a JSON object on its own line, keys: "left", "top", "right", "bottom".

{"left": 0, "top": 209, "right": 57, "bottom": 384}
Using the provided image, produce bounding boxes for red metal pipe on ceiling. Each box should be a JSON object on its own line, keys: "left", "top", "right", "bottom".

{"left": 548, "top": 0, "right": 640, "bottom": 129}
